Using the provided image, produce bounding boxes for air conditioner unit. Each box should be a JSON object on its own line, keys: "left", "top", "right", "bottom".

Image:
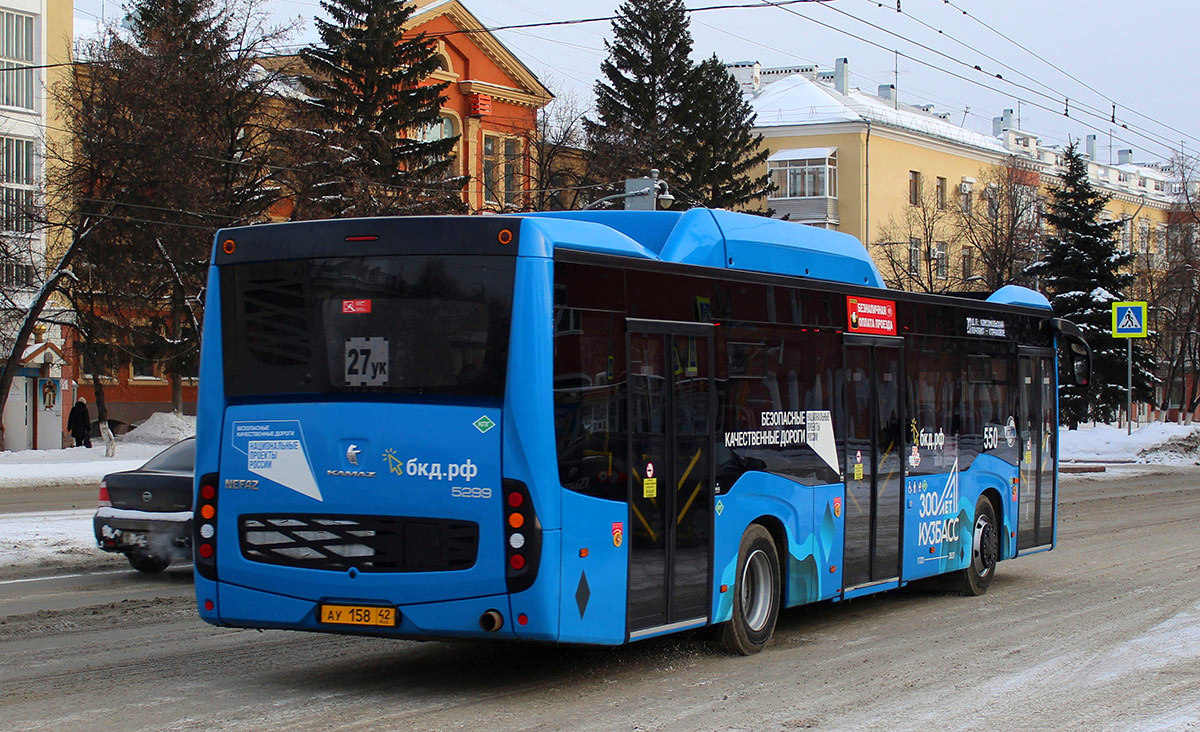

{"left": 959, "top": 182, "right": 972, "bottom": 194}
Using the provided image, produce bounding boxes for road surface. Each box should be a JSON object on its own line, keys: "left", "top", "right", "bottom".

{"left": 1, "top": 466, "right": 1197, "bottom": 732}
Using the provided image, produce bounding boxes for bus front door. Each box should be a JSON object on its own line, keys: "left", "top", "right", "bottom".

{"left": 626, "top": 321, "right": 715, "bottom": 637}
{"left": 1018, "top": 351, "right": 1057, "bottom": 550}
{"left": 842, "top": 339, "right": 904, "bottom": 590}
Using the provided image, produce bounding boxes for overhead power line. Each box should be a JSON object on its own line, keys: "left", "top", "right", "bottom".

{"left": 810, "top": 0, "right": 1186, "bottom": 156}
{"left": 4, "top": 0, "right": 837, "bottom": 73}
{"left": 754, "top": 0, "right": 1185, "bottom": 159}
{"left": 935, "top": 0, "right": 1200, "bottom": 150}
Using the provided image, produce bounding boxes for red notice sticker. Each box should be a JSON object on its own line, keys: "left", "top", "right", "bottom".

{"left": 342, "top": 299, "right": 372, "bottom": 314}
{"left": 847, "top": 295, "right": 896, "bottom": 335}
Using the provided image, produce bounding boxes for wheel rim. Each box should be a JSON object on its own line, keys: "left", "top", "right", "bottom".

{"left": 972, "top": 513, "right": 998, "bottom": 578}
{"left": 740, "top": 548, "right": 773, "bottom": 632}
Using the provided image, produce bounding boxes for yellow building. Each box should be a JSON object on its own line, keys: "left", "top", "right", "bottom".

{"left": 731, "top": 58, "right": 1176, "bottom": 292}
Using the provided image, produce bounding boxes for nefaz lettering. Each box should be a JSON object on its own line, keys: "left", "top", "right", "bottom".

{"left": 224, "top": 478, "right": 259, "bottom": 490}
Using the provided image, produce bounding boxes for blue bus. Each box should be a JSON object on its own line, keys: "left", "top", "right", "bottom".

{"left": 193, "top": 209, "right": 1089, "bottom": 654}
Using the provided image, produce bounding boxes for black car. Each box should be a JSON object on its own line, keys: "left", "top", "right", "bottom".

{"left": 93, "top": 437, "right": 195, "bottom": 573}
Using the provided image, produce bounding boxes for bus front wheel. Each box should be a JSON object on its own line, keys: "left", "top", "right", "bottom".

{"left": 722, "top": 524, "right": 781, "bottom": 655}
{"left": 960, "top": 495, "right": 998, "bottom": 596}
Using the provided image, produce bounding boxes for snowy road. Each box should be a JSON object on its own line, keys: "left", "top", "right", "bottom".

{"left": 1, "top": 466, "right": 1198, "bottom": 732}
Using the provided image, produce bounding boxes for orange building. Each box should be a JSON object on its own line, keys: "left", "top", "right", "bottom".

{"left": 410, "top": 0, "right": 553, "bottom": 211}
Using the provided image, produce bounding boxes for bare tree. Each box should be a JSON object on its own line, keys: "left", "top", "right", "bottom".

{"left": 1145, "top": 152, "right": 1200, "bottom": 421}
{"left": 874, "top": 180, "right": 962, "bottom": 294}
{"left": 528, "top": 93, "right": 588, "bottom": 212}
{"left": 955, "top": 158, "right": 1042, "bottom": 292}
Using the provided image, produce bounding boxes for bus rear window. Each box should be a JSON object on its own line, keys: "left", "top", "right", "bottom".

{"left": 221, "top": 255, "right": 514, "bottom": 399}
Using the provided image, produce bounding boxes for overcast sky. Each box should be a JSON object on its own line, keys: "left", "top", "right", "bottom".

{"left": 74, "top": 0, "right": 1200, "bottom": 165}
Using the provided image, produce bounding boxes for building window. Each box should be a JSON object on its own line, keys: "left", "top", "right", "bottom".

{"left": 0, "top": 253, "right": 33, "bottom": 286}
{"left": 131, "top": 356, "right": 158, "bottom": 380}
{"left": 503, "top": 138, "right": 519, "bottom": 206}
{"left": 417, "top": 116, "right": 455, "bottom": 143}
{"left": 1121, "top": 218, "right": 1132, "bottom": 251}
{"left": 1138, "top": 219, "right": 1151, "bottom": 255}
{"left": 483, "top": 135, "right": 498, "bottom": 203}
{"left": 961, "top": 245, "right": 974, "bottom": 282}
{"left": 935, "top": 177, "right": 946, "bottom": 209}
{"left": 934, "top": 241, "right": 947, "bottom": 279}
{"left": 908, "top": 238, "right": 921, "bottom": 274}
{"left": 768, "top": 152, "right": 837, "bottom": 198}
{"left": 0, "top": 12, "right": 34, "bottom": 110}
{"left": 0, "top": 135, "right": 34, "bottom": 233}
{"left": 909, "top": 171, "right": 920, "bottom": 206}
{"left": 960, "top": 188, "right": 972, "bottom": 215}
{"left": 483, "top": 134, "right": 521, "bottom": 206}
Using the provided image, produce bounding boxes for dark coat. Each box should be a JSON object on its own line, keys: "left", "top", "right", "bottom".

{"left": 67, "top": 401, "right": 91, "bottom": 439}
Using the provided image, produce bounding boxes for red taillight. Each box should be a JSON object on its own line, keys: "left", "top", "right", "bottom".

{"left": 195, "top": 472, "right": 220, "bottom": 581}
{"left": 98, "top": 482, "right": 111, "bottom": 507}
{"left": 509, "top": 554, "right": 526, "bottom": 570}
{"left": 517, "top": 613, "right": 528, "bottom": 626}
{"left": 507, "top": 492, "right": 524, "bottom": 508}
{"left": 204, "top": 599, "right": 214, "bottom": 611}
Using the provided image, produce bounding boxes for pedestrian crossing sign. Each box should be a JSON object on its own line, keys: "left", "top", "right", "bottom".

{"left": 1112, "top": 301, "right": 1147, "bottom": 338}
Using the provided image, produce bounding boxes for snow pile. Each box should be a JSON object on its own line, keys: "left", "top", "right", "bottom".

{"left": 123, "top": 412, "right": 196, "bottom": 445}
{"left": 1059, "top": 422, "right": 1200, "bottom": 465}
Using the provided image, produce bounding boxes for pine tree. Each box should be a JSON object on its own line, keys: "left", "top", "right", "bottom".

{"left": 672, "top": 54, "right": 771, "bottom": 209}
{"left": 584, "top": 0, "right": 694, "bottom": 198}
{"left": 1029, "top": 142, "right": 1155, "bottom": 426}
{"left": 300, "top": 0, "right": 463, "bottom": 216}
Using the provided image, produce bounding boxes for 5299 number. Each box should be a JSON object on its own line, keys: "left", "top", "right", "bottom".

{"left": 451, "top": 486, "right": 492, "bottom": 499}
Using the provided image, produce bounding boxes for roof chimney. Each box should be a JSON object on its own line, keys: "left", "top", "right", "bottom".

{"left": 877, "top": 84, "right": 895, "bottom": 102}
{"left": 1117, "top": 148, "right": 1133, "bottom": 165}
{"left": 1085, "top": 134, "right": 1096, "bottom": 160}
{"left": 992, "top": 108, "right": 1013, "bottom": 136}
{"left": 834, "top": 57, "right": 849, "bottom": 94}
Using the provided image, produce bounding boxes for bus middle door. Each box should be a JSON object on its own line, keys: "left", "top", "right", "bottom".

{"left": 1018, "top": 349, "right": 1057, "bottom": 550}
{"left": 842, "top": 336, "right": 905, "bottom": 591}
{"left": 626, "top": 319, "right": 715, "bottom": 638}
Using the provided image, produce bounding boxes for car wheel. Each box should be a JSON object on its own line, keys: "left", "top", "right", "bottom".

{"left": 128, "top": 552, "right": 171, "bottom": 573}
{"left": 721, "top": 524, "right": 781, "bottom": 655}
{"left": 960, "top": 495, "right": 998, "bottom": 596}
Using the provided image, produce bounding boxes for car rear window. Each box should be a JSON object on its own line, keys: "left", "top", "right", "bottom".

{"left": 142, "top": 438, "right": 196, "bottom": 472}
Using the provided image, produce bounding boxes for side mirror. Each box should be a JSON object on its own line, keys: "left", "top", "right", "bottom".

{"left": 1067, "top": 339, "right": 1091, "bottom": 388}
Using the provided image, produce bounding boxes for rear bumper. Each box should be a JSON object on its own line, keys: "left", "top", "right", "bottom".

{"left": 204, "top": 581, "right": 523, "bottom": 640}
{"left": 94, "top": 507, "right": 192, "bottom": 553}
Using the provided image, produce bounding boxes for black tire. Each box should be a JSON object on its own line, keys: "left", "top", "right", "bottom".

{"left": 721, "top": 524, "right": 781, "bottom": 655}
{"left": 128, "top": 552, "right": 171, "bottom": 573}
{"left": 960, "top": 495, "right": 999, "bottom": 596}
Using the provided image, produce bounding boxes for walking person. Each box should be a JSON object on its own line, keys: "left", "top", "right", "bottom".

{"left": 67, "top": 397, "right": 92, "bottom": 448}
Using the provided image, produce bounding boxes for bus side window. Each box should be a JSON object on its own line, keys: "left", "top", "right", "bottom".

{"left": 553, "top": 309, "right": 628, "bottom": 502}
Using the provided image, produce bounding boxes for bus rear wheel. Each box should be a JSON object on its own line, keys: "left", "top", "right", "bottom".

{"left": 722, "top": 524, "right": 780, "bottom": 655}
{"left": 960, "top": 495, "right": 998, "bottom": 596}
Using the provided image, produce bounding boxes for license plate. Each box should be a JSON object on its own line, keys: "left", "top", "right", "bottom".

{"left": 318, "top": 603, "right": 397, "bottom": 628}
{"left": 119, "top": 531, "right": 148, "bottom": 548}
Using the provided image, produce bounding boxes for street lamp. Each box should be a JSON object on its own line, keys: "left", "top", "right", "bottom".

{"left": 583, "top": 169, "right": 675, "bottom": 210}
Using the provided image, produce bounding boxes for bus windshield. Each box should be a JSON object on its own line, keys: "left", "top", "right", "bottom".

{"left": 220, "top": 254, "right": 514, "bottom": 399}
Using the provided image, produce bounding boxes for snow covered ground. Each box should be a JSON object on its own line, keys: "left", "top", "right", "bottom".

{"left": 1060, "top": 422, "right": 1200, "bottom": 464}
{"left": 0, "top": 412, "right": 196, "bottom": 489}
{"left": 1, "top": 414, "right": 1198, "bottom": 574}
